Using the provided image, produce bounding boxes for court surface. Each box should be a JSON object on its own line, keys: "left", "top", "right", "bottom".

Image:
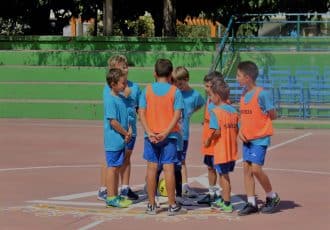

{"left": 0, "top": 119, "right": 329, "bottom": 230}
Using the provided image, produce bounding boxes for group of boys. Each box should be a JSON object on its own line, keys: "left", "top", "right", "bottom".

{"left": 101, "top": 55, "right": 280, "bottom": 216}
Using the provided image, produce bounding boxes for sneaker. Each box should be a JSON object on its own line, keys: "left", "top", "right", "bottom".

{"left": 260, "top": 193, "right": 280, "bottom": 214}
{"left": 176, "top": 196, "right": 197, "bottom": 206}
{"left": 106, "top": 196, "right": 131, "bottom": 208}
{"left": 211, "top": 197, "right": 224, "bottom": 209}
{"left": 238, "top": 203, "right": 259, "bottom": 216}
{"left": 182, "top": 186, "right": 199, "bottom": 198}
{"left": 145, "top": 203, "right": 157, "bottom": 215}
{"left": 167, "top": 204, "right": 188, "bottom": 216}
{"left": 220, "top": 203, "right": 233, "bottom": 213}
{"left": 197, "top": 193, "right": 218, "bottom": 205}
{"left": 97, "top": 189, "right": 107, "bottom": 201}
{"left": 120, "top": 187, "right": 139, "bottom": 200}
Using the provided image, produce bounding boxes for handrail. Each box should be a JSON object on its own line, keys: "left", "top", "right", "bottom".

{"left": 209, "top": 15, "right": 235, "bottom": 72}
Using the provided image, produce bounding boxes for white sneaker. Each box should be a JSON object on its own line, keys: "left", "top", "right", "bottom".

{"left": 182, "top": 186, "right": 199, "bottom": 198}
{"left": 176, "top": 196, "right": 197, "bottom": 206}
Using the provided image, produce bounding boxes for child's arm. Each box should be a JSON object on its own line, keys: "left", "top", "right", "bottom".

{"left": 138, "top": 108, "right": 157, "bottom": 143}
{"left": 204, "top": 129, "right": 220, "bottom": 147}
{"left": 109, "top": 119, "right": 131, "bottom": 142}
{"left": 268, "top": 108, "right": 277, "bottom": 120}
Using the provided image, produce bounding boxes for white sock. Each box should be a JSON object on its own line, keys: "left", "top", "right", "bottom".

{"left": 247, "top": 196, "right": 256, "bottom": 206}
{"left": 121, "top": 185, "right": 129, "bottom": 190}
{"left": 100, "top": 186, "right": 107, "bottom": 192}
{"left": 209, "top": 186, "right": 216, "bottom": 195}
{"left": 266, "top": 191, "right": 276, "bottom": 198}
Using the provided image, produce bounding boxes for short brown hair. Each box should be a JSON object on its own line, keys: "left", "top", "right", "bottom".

{"left": 106, "top": 68, "right": 124, "bottom": 87}
{"left": 211, "top": 78, "right": 230, "bottom": 102}
{"left": 237, "top": 61, "right": 259, "bottom": 81}
{"left": 154, "top": 58, "right": 173, "bottom": 77}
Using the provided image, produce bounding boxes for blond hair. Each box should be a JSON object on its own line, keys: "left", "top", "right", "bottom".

{"left": 107, "top": 55, "right": 128, "bottom": 69}
{"left": 172, "top": 66, "right": 189, "bottom": 81}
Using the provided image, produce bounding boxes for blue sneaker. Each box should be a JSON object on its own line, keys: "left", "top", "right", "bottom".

{"left": 97, "top": 189, "right": 107, "bottom": 201}
{"left": 106, "top": 196, "right": 131, "bottom": 208}
{"left": 120, "top": 187, "right": 139, "bottom": 200}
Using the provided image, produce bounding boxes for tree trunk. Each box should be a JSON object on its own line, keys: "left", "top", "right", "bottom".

{"left": 163, "top": 0, "right": 176, "bottom": 37}
{"left": 103, "top": 0, "right": 113, "bottom": 36}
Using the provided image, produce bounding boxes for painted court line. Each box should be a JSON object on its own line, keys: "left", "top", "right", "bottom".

{"left": 78, "top": 220, "right": 104, "bottom": 230}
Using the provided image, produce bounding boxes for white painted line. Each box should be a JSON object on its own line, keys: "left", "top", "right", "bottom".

{"left": 268, "top": 132, "right": 312, "bottom": 151}
{"left": 262, "top": 167, "right": 330, "bottom": 175}
{"left": 27, "top": 200, "right": 104, "bottom": 207}
{"left": 78, "top": 221, "right": 104, "bottom": 230}
{"left": 49, "top": 191, "right": 97, "bottom": 200}
{"left": 236, "top": 132, "right": 313, "bottom": 164}
{"left": 0, "top": 165, "right": 99, "bottom": 172}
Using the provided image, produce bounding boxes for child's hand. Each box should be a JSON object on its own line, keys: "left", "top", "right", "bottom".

{"left": 238, "top": 130, "right": 248, "bottom": 143}
{"left": 147, "top": 132, "right": 158, "bottom": 143}
{"left": 155, "top": 131, "right": 169, "bottom": 143}
{"left": 123, "top": 86, "right": 131, "bottom": 98}
{"left": 125, "top": 132, "right": 132, "bottom": 143}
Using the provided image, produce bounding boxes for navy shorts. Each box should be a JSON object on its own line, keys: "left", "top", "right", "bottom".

{"left": 203, "top": 155, "right": 215, "bottom": 168}
{"left": 214, "top": 161, "right": 236, "bottom": 174}
{"left": 180, "top": 140, "right": 189, "bottom": 161}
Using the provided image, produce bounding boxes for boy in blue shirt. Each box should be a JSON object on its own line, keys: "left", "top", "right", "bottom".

{"left": 104, "top": 68, "right": 133, "bottom": 208}
{"left": 98, "top": 55, "right": 140, "bottom": 201}
{"left": 171, "top": 66, "right": 205, "bottom": 198}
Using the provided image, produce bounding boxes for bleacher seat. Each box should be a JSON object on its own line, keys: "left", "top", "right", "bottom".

{"left": 276, "top": 82, "right": 305, "bottom": 118}
{"left": 268, "top": 66, "right": 293, "bottom": 86}
{"left": 294, "top": 66, "right": 320, "bottom": 86}
{"left": 305, "top": 81, "right": 330, "bottom": 118}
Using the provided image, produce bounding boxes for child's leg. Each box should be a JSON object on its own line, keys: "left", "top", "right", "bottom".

{"left": 101, "top": 163, "right": 107, "bottom": 189}
{"left": 107, "top": 166, "right": 120, "bottom": 197}
{"left": 181, "top": 161, "right": 188, "bottom": 185}
{"left": 146, "top": 161, "right": 158, "bottom": 205}
{"left": 163, "top": 163, "right": 176, "bottom": 206}
{"left": 219, "top": 174, "right": 231, "bottom": 202}
{"left": 175, "top": 164, "right": 182, "bottom": 197}
{"left": 243, "top": 161, "right": 255, "bottom": 198}
{"left": 251, "top": 163, "right": 272, "bottom": 193}
{"left": 120, "top": 149, "right": 132, "bottom": 187}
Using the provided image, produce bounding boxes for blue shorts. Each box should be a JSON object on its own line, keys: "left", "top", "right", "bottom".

{"left": 105, "top": 149, "right": 125, "bottom": 167}
{"left": 242, "top": 142, "right": 267, "bottom": 166}
{"left": 180, "top": 140, "right": 189, "bottom": 161}
{"left": 214, "top": 161, "right": 236, "bottom": 174}
{"left": 126, "top": 136, "right": 136, "bottom": 151}
{"left": 203, "top": 155, "right": 215, "bottom": 168}
{"left": 143, "top": 138, "right": 178, "bottom": 164}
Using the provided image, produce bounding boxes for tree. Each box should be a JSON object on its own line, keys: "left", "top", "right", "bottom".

{"left": 163, "top": 0, "right": 177, "bottom": 36}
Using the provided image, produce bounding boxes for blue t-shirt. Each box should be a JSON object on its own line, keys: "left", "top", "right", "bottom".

{"left": 103, "top": 80, "right": 141, "bottom": 136}
{"left": 210, "top": 104, "right": 238, "bottom": 130}
{"left": 139, "top": 82, "right": 184, "bottom": 139}
{"left": 243, "top": 88, "right": 275, "bottom": 146}
{"left": 181, "top": 89, "right": 205, "bottom": 140}
{"left": 103, "top": 91, "right": 129, "bottom": 151}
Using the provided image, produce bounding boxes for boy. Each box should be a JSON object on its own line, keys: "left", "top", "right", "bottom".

{"left": 139, "top": 58, "right": 186, "bottom": 215}
{"left": 205, "top": 79, "right": 239, "bottom": 213}
{"left": 98, "top": 55, "right": 140, "bottom": 201}
{"left": 103, "top": 68, "right": 132, "bottom": 208}
{"left": 171, "top": 66, "right": 205, "bottom": 198}
{"left": 198, "top": 71, "right": 224, "bottom": 205}
{"left": 236, "top": 61, "right": 280, "bottom": 215}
